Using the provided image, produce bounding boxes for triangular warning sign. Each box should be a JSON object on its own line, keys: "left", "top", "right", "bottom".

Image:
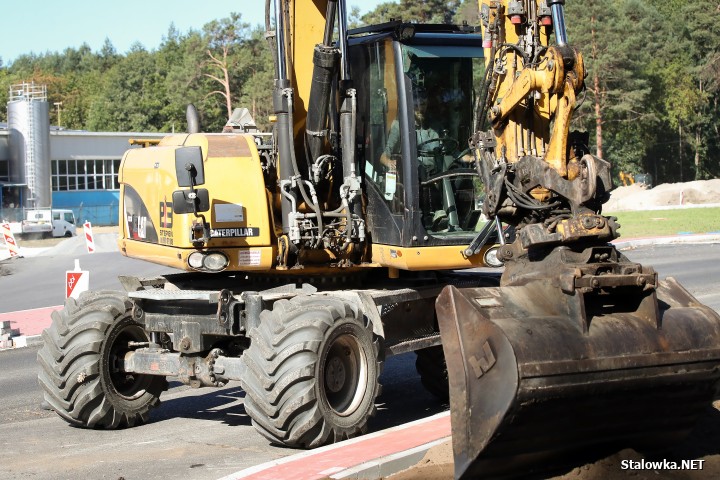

{"left": 66, "top": 272, "right": 84, "bottom": 298}
{"left": 66, "top": 260, "right": 89, "bottom": 299}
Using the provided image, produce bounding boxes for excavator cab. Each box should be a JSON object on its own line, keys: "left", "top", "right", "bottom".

{"left": 348, "top": 25, "right": 491, "bottom": 248}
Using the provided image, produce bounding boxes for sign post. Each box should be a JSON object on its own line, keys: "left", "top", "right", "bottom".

{"left": 66, "top": 259, "right": 89, "bottom": 299}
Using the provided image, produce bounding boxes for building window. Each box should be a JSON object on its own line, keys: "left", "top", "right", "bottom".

{"left": 51, "top": 159, "right": 121, "bottom": 191}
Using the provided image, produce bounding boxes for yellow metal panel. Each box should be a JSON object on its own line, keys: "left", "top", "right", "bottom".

{"left": 480, "top": 0, "right": 553, "bottom": 163}
{"left": 371, "top": 244, "right": 492, "bottom": 270}
{"left": 288, "top": 0, "right": 329, "bottom": 130}
{"left": 119, "top": 133, "right": 272, "bottom": 253}
{"left": 289, "top": 0, "right": 328, "bottom": 100}
{"left": 118, "top": 239, "right": 275, "bottom": 272}
{"left": 158, "top": 134, "right": 190, "bottom": 147}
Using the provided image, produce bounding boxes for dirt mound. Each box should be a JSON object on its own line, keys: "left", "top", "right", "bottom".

{"left": 605, "top": 179, "right": 720, "bottom": 212}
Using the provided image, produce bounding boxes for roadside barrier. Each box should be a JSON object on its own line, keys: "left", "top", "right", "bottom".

{"left": 83, "top": 221, "right": 95, "bottom": 254}
{"left": 1, "top": 222, "right": 21, "bottom": 257}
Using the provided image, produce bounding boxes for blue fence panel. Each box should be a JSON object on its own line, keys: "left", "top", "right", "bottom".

{"left": 52, "top": 191, "right": 121, "bottom": 226}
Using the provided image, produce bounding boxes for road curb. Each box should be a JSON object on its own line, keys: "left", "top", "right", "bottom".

{"left": 217, "top": 412, "right": 451, "bottom": 480}
{"left": 10, "top": 334, "right": 43, "bottom": 349}
{"left": 613, "top": 233, "right": 720, "bottom": 250}
{"left": 329, "top": 437, "right": 449, "bottom": 479}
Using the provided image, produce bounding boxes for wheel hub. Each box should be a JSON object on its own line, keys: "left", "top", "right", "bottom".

{"left": 325, "top": 356, "right": 347, "bottom": 393}
{"left": 323, "top": 333, "right": 368, "bottom": 416}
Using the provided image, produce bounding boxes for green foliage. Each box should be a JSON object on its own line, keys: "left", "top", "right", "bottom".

{"left": 0, "top": 12, "right": 275, "bottom": 134}
{"left": 0, "top": 0, "right": 717, "bottom": 184}
{"left": 566, "top": 0, "right": 720, "bottom": 183}
{"left": 359, "top": 0, "right": 461, "bottom": 25}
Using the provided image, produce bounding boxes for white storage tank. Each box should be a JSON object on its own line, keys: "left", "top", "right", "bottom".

{"left": 7, "top": 82, "right": 51, "bottom": 209}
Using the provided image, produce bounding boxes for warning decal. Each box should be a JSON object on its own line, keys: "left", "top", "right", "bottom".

{"left": 238, "top": 250, "right": 262, "bottom": 266}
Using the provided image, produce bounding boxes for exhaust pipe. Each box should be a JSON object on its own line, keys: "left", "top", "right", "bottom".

{"left": 186, "top": 104, "right": 200, "bottom": 133}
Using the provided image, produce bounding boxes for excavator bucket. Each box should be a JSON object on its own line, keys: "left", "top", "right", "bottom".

{"left": 436, "top": 277, "right": 720, "bottom": 479}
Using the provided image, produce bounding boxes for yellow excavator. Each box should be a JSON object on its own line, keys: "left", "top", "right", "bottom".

{"left": 38, "top": 1, "right": 720, "bottom": 478}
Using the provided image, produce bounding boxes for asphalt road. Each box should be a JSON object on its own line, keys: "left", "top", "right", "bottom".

{"left": 622, "top": 243, "right": 720, "bottom": 311}
{"left": 0, "top": 242, "right": 718, "bottom": 479}
{"left": 0, "top": 234, "right": 177, "bottom": 312}
{"left": 0, "top": 345, "right": 440, "bottom": 480}
{"left": 0, "top": 233, "right": 444, "bottom": 478}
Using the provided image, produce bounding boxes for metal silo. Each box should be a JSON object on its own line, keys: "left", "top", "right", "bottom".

{"left": 8, "top": 82, "right": 52, "bottom": 209}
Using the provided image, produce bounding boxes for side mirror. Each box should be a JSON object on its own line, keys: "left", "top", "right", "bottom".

{"left": 172, "top": 189, "right": 210, "bottom": 214}
{"left": 175, "top": 146, "right": 205, "bottom": 187}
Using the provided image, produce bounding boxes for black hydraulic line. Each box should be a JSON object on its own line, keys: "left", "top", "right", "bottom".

{"left": 323, "top": 0, "right": 338, "bottom": 46}
{"left": 337, "top": 0, "right": 355, "bottom": 177}
{"left": 337, "top": 0, "right": 350, "bottom": 82}
{"left": 274, "top": 0, "right": 288, "bottom": 82}
{"left": 336, "top": 0, "right": 361, "bottom": 231}
{"left": 273, "top": 0, "right": 294, "bottom": 234}
{"left": 306, "top": 1, "right": 340, "bottom": 170}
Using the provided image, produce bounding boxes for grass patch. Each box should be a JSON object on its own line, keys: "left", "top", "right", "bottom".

{"left": 606, "top": 207, "right": 720, "bottom": 238}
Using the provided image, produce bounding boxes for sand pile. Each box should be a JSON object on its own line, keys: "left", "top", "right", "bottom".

{"left": 605, "top": 179, "right": 720, "bottom": 212}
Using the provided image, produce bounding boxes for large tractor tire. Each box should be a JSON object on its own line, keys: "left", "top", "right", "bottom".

{"left": 415, "top": 345, "right": 449, "bottom": 402}
{"left": 242, "top": 296, "right": 382, "bottom": 448}
{"left": 37, "top": 291, "right": 167, "bottom": 428}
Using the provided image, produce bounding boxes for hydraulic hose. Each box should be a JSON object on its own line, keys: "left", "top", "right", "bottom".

{"left": 283, "top": 90, "right": 325, "bottom": 247}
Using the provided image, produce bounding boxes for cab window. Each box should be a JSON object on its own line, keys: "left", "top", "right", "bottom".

{"left": 400, "top": 43, "right": 488, "bottom": 237}
{"left": 357, "top": 39, "right": 405, "bottom": 214}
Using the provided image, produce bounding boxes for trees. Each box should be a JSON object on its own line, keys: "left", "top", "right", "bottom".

{"left": 666, "top": 0, "right": 720, "bottom": 180}
{"left": 359, "top": 0, "right": 461, "bottom": 25}
{"left": 563, "top": 0, "right": 720, "bottom": 182}
{"left": 0, "top": 13, "right": 272, "bottom": 135}
{"left": 86, "top": 43, "right": 165, "bottom": 132}
{"left": 202, "top": 13, "right": 251, "bottom": 122}
{"left": 0, "top": 2, "right": 717, "bottom": 182}
{"left": 566, "top": 0, "right": 660, "bottom": 176}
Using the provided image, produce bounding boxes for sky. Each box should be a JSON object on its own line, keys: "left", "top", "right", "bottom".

{"left": 0, "top": 0, "right": 388, "bottom": 66}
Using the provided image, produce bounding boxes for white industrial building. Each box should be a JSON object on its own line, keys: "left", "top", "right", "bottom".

{"left": 0, "top": 83, "right": 165, "bottom": 225}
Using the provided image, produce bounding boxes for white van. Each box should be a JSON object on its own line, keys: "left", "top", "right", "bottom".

{"left": 51, "top": 209, "right": 77, "bottom": 237}
{"left": 10, "top": 209, "right": 77, "bottom": 238}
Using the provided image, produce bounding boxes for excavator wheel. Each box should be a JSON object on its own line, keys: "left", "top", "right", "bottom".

{"left": 37, "top": 291, "right": 167, "bottom": 428}
{"left": 241, "top": 295, "right": 382, "bottom": 448}
{"left": 415, "top": 346, "right": 449, "bottom": 402}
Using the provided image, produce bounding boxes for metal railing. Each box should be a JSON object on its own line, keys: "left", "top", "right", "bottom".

{"left": 9, "top": 82, "right": 47, "bottom": 102}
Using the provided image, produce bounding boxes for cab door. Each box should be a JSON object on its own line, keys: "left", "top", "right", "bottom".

{"left": 351, "top": 38, "right": 408, "bottom": 247}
